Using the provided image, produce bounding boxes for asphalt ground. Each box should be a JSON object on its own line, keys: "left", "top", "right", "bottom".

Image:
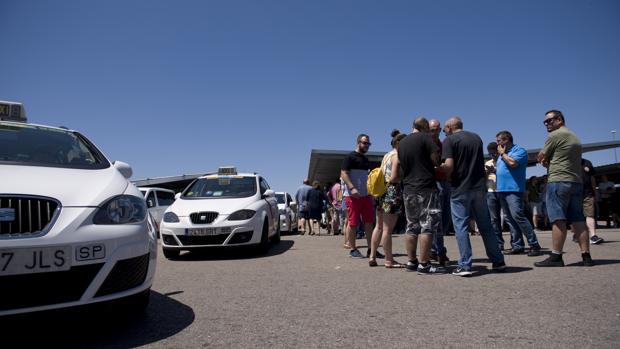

{"left": 2, "top": 228, "right": 620, "bottom": 348}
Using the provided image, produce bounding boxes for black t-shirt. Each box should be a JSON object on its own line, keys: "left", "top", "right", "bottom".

{"left": 581, "top": 158, "right": 596, "bottom": 196}
{"left": 341, "top": 151, "right": 370, "bottom": 196}
{"left": 341, "top": 151, "right": 370, "bottom": 171}
{"left": 397, "top": 132, "right": 439, "bottom": 194}
{"left": 441, "top": 130, "right": 486, "bottom": 194}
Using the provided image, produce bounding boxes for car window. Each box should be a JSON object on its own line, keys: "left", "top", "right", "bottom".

{"left": 156, "top": 190, "right": 175, "bottom": 206}
{"left": 146, "top": 191, "right": 156, "bottom": 208}
{"left": 259, "top": 177, "right": 270, "bottom": 195}
{"left": 0, "top": 122, "right": 109, "bottom": 169}
{"left": 184, "top": 176, "right": 257, "bottom": 198}
{"left": 276, "top": 193, "right": 285, "bottom": 204}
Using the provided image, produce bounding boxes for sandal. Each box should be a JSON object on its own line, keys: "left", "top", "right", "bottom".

{"left": 368, "top": 259, "right": 378, "bottom": 267}
{"left": 385, "top": 261, "right": 405, "bottom": 269}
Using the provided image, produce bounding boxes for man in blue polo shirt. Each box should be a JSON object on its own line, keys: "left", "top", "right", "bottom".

{"left": 495, "top": 130, "right": 543, "bottom": 256}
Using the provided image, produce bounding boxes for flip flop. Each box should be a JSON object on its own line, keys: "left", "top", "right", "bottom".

{"left": 385, "top": 261, "right": 405, "bottom": 269}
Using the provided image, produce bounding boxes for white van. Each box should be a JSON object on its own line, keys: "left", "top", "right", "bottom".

{"left": 138, "top": 187, "right": 176, "bottom": 229}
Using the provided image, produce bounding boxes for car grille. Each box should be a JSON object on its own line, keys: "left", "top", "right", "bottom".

{"left": 0, "top": 263, "right": 103, "bottom": 311}
{"left": 189, "top": 211, "right": 218, "bottom": 224}
{"left": 0, "top": 195, "right": 61, "bottom": 238}
{"left": 95, "top": 253, "right": 150, "bottom": 298}
{"left": 177, "top": 234, "right": 230, "bottom": 246}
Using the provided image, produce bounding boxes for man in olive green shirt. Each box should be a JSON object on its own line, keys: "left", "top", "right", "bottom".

{"left": 535, "top": 110, "right": 593, "bottom": 267}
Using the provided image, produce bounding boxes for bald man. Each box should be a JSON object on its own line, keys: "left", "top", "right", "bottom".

{"left": 441, "top": 117, "right": 506, "bottom": 276}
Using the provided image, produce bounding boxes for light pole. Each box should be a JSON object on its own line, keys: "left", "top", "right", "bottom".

{"left": 613, "top": 130, "right": 618, "bottom": 163}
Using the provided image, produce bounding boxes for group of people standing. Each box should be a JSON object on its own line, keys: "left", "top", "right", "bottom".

{"left": 317, "top": 109, "right": 598, "bottom": 276}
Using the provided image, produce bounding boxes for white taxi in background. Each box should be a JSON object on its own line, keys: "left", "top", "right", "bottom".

{"left": 276, "top": 191, "right": 298, "bottom": 233}
{"left": 0, "top": 101, "right": 157, "bottom": 316}
{"left": 159, "top": 167, "right": 280, "bottom": 259}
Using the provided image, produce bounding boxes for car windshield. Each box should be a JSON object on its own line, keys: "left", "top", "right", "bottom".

{"left": 276, "top": 194, "right": 285, "bottom": 204}
{"left": 0, "top": 122, "right": 109, "bottom": 169}
{"left": 183, "top": 176, "right": 257, "bottom": 198}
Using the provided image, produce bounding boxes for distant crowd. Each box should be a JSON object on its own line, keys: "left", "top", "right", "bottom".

{"left": 295, "top": 110, "right": 618, "bottom": 275}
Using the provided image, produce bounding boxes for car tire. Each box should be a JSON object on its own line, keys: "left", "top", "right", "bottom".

{"left": 162, "top": 247, "right": 180, "bottom": 260}
{"left": 257, "top": 220, "right": 270, "bottom": 255}
{"left": 272, "top": 218, "right": 281, "bottom": 244}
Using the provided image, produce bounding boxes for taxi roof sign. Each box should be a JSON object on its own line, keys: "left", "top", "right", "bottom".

{"left": 0, "top": 101, "right": 27, "bottom": 122}
{"left": 217, "top": 166, "right": 237, "bottom": 176}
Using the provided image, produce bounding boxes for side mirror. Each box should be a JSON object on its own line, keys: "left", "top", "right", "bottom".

{"left": 263, "top": 189, "right": 275, "bottom": 198}
{"left": 113, "top": 161, "right": 132, "bottom": 179}
{"left": 175, "top": 193, "right": 182, "bottom": 200}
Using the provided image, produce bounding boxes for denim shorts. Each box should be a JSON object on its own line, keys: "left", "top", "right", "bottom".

{"left": 545, "top": 182, "right": 585, "bottom": 224}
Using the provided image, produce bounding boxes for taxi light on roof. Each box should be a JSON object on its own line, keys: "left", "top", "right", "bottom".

{"left": 218, "top": 166, "right": 237, "bottom": 175}
{"left": 0, "top": 101, "right": 27, "bottom": 123}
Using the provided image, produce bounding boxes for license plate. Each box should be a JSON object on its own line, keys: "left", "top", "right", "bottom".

{"left": 0, "top": 246, "right": 72, "bottom": 276}
{"left": 188, "top": 228, "right": 217, "bottom": 236}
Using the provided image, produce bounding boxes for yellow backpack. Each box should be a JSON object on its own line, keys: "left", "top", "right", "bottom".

{"left": 367, "top": 167, "right": 387, "bottom": 197}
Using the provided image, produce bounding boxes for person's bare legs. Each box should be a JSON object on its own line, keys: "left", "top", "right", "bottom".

{"left": 364, "top": 222, "right": 374, "bottom": 254}
{"left": 419, "top": 234, "right": 433, "bottom": 263}
{"left": 573, "top": 221, "right": 589, "bottom": 252}
{"left": 405, "top": 234, "right": 418, "bottom": 262}
{"left": 299, "top": 218, "right": 306, "bottom": 235}
{"left": 370, "top": 209, "right": 383, "bottom": 260}
{"left": 347, "top": 223, "right": 357, "bottom": 249}
{"left": 586, "top": 217, "right": 596, "bottom": 238}
{"left": 551, "top": 220, "right": 567, "bottom": 252}
{"left": 382, "top": 213, "right": 399, "bottom": 263}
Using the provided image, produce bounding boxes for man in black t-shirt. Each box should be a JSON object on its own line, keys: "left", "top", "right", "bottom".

{"left": 581, "top": 158, "right": 604, "bottom": 244}
{"left": 441, "top": 117, "right": 506, "bottom": 276}
{"left": 397, "top": 117, "right": 445, "bottom": 274}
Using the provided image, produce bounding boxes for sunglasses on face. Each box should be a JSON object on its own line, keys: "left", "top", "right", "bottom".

{"left": 360, "top": 141, "right": 372, "bottom": 146}
{"left": 543, "top": 116, "right": 557, "bottom": 125}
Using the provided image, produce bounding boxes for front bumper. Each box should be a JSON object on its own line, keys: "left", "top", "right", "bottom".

{"left": 0, "top": 207, "right": 157, "bottom": 316}
{"left": 160, "top": 214, "right": 262, "bottom": 248}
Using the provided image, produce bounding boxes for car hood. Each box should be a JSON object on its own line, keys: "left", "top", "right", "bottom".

{"left": 0, "top": 164, "right": 129, "bottom": 207}
{"left": 170, "top": 196, "right": 258, "bottom": 216}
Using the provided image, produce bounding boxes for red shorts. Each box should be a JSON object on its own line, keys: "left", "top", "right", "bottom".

{"left": 345, "top": 195, "right": 375, "bottom": 227}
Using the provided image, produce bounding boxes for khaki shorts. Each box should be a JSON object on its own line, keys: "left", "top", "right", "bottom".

{"left": 582, "top": 195, "right": 595, "bottom": 218}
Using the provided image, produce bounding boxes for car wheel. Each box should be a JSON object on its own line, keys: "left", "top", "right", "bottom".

{"left": 163, "top": 247, "right": 180, "bottom": 260}
{"left": 257, "top": 220, "right": 270, "bottom": 254}
{"left": 272, "top": 217, "right": 281, "bottom": 244}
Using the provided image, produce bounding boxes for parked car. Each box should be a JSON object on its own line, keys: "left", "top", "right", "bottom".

{"left": 138, "top": 187, "right": 176, "bottom": 230}
{"left": 276, "top": 191, "right": 298, "bottom": 233}
{"left": 0, "top": 101, "right": 157, "bottom": 316}
{"left": 159, "top": 166, "right": 280, "bottom": 259}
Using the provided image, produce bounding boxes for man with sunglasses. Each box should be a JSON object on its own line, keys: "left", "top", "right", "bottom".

{"left": 535, "top": 110, "right": 594, "bottom": 267}
{"left": 341, "top": 134, "right": 376, "bottom": 258}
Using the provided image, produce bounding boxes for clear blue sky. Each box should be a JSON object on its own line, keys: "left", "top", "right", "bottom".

{"left": 2, "top": 0, "right": 619, "bottom": 195}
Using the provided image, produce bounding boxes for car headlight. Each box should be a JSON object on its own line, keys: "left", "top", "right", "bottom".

{"left": 93, "top": 195, "right": 146, "bottom": 225}
{"left": 163, "top": 212, "right": 180, "bottom": 223}
{"left": 228, "top": 209, "right": 256, "bottom": 221}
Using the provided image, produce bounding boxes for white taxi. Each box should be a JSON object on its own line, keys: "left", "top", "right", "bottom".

{"left": 0, "top": 101, "right": 157, "bottom": 316}
{"left": 159, "top": 167, "right": 280, "bottom": 259}
{"left": 276, "top": 191, "right": 298, "bottom": 233}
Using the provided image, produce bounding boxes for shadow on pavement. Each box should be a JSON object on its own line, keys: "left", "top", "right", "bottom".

{"left": 565, "top": 259, "right": 620, "bottom": 267}
{"left": 0, "top": 290, "right": 194, "bottom": 348}
{"left": 172, "top": 240, "right": 295, "bottom": 261}
{"left": 465, "top": 265, "right": 533, "bottom": 277}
